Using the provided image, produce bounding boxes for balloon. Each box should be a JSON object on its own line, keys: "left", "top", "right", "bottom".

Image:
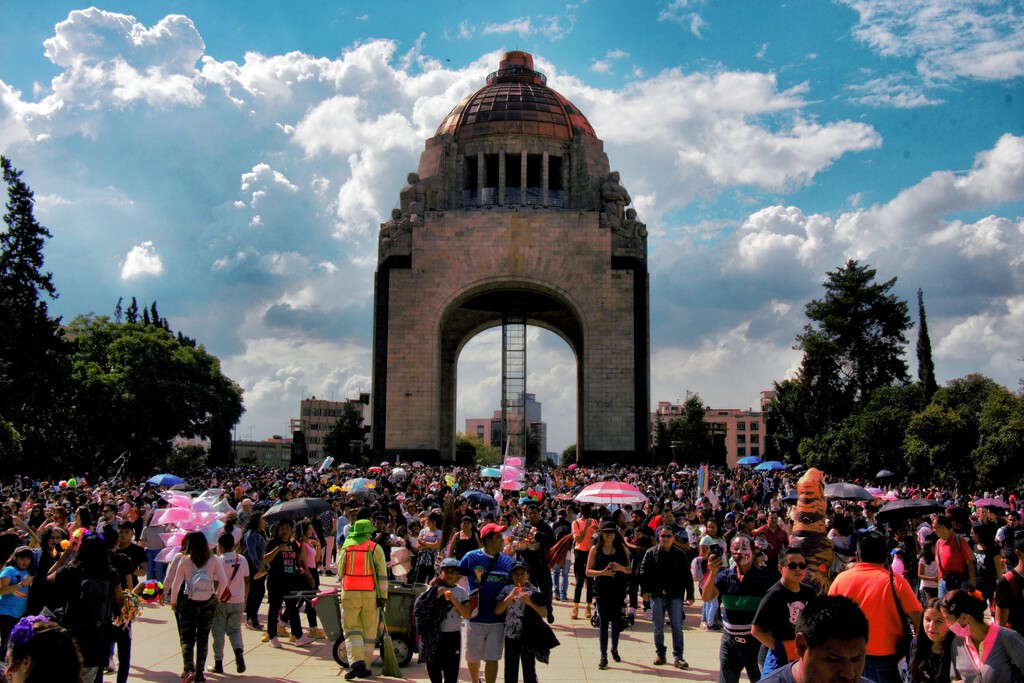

{"left": 59, "top": 480, "right": 67, "bottom": 489}
{"left": 445, "top": 475, "right": 455, "bottom": 486}
{"left": 67, "top": 478, "right": 77, "bottom": 489}
{"left": 140, "top": 580, "right": 164, "bottom": 603}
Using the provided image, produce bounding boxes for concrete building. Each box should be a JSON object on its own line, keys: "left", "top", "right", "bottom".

{"left": 466, "top": 393, "right": 547, "bottom": 455}
{"left": 372, "top": 51, "right": 650, "bottom": 464}
{"left": 233, "top": 437, "right": 294, "bottom": 468}
{"left": 653, "top": 400, "right": 768, "bottom": 469}
{"left": 291, "top": 393, "right": 371, "bottom": 463}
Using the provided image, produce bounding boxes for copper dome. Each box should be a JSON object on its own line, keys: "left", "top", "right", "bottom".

{"left": 435, "top": 51, "right": 596, "bottom": 141}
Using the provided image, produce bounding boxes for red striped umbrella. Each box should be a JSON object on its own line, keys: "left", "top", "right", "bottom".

{"left": 574, "top": 481, "right": 647, "bottom": 505}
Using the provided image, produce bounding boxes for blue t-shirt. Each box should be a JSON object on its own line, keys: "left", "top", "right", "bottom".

{"left": 0, "top": 566, "right": 30, "bottom": 618}
{"left": 459, "top": 549, "right": 513, "bottom": 624}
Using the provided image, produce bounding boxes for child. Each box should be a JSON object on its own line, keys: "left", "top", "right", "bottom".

{"left": 496, "top": 562, "right": 547, "bottom": 683}
{"left": 919, "top": 541, "right": 939, "bottom": 601}
{"left": 910, "top": 597, "right": 953, "bottom": 682}
{"left": 413, "top": 557, "right": 471, "bottom": 683}
{"left": 209, "top": 532, "right": 248, "bottom": 675}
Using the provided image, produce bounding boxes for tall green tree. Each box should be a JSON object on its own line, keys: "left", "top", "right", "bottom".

{"left": 667, "top": 394, "right": 714, "bottom": 466}
{"left": 65, "top": 314, "right": 243, "bottom": 474}
{"left": 651, "top": 414, "right": 672, "bottom": 463}
{"left": 323, "top": 402, "right": 369, "bottom": 464}
{"left": 0, "top": 156, "right": 71, "bottom": 471}
{"left": 773, "top": 260, "right": 911, "bottom": 466}
{"left": 916, "top": 289, "right": 938, "bottom": 403}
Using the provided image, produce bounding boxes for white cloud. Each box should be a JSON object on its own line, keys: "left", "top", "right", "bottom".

{"left": 482, "top": 18, "right": 533, "bottom": 37}
{"left": 120, "top": 241, "right": 164, "bottom": 279}
{"left": 839, "top": 0, "right": 1024, "bottom": 81}
{"left": 846, "top": 73, "right": 945, "bottom": 108}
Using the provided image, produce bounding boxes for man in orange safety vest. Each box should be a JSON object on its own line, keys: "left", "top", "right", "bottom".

{"left": 337, "top": 518, "right": 388, "bottom": 680}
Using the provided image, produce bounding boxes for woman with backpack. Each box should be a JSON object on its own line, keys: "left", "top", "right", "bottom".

{"left": 169, "top": 530, "right": 228, "bottom": 683}
{"left": 48, "top": 534, "right": 124, "bottom": 683}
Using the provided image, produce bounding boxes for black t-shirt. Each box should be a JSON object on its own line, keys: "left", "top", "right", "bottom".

{"left": 117, "top": 543, "right": 148, "bottom": 588}
{"left": 995, "top": 569, "right": 1024, "bottom": 636}
{"left": 753, "top": 581, "right": 818, "bottom": 644}
{"left": 266, "top": 538, "right": 304, "bottom": 587}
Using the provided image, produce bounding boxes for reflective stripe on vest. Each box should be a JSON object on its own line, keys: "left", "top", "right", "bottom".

{"left": 342, "top": 541, "right": 377, "bottom": 591}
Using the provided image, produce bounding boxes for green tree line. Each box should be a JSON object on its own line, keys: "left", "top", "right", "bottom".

{"left": 766, "top": 259, "right": 1024, "bottom": 491}
{"left": 0, "top": 156, "right": 243, "bottom": 477}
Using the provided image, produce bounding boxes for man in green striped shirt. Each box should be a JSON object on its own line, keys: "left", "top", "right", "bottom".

{"left": 702, "top": 534, "right": 775, "bottom": 683}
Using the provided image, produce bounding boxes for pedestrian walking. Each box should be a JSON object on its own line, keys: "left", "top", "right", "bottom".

{"left": 337, "top": 518, "right": 388, "bottom": 680}
{"left": 209, "top": 532, "right": 248, "bottom": 675}
{"left": 751, "top": 547, "right": 817, "bottom": 676}
{"left": 170, "top": 530, "right": 228, "bottom": 682}
{"left": 459, "top": 522, "right": 515, "bottom": 683}
{"left": 638, "top": 524, "right": 694, "bottom": 669}
{"left": 587, "top": 520, "right": 631, "bottom": 669}
{"left": 495, "top": 562, "right": 547, "bottom": 683}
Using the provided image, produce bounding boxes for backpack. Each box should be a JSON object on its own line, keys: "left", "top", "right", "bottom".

{"left": 67, "top": 576, "right": 113, "bottom": 632}
{"left": 185, "top": 562, "right": 215, "bottom": 602}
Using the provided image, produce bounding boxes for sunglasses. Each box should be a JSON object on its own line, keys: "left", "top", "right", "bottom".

{"left": 659, "top": 534, "right": 675, "bottom": 538}
{"left": 784, "top": 562, "right": 808, "bottom": 570}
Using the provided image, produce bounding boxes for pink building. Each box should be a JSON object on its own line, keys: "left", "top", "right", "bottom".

{"left": 652, "top": 399, "right": 768, "bottom": 469}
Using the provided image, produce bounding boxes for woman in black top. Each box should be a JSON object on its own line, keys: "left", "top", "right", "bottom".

{"left": 263, "top": 519, "right": 311, "bottom": 646}
{"left": 451, "top": 516, "right": 481, "bottom": 560}
{"left": 586, "top": 520, "right": 631, "bottom": 669}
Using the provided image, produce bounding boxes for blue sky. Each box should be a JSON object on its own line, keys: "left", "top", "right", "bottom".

{"left": 1, "top": 1, "right": 1022, "bottom": 454}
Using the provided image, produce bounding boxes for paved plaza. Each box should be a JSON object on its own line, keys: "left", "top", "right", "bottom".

{"left": 129, "top": 572, "right": 726, "bottom": 682}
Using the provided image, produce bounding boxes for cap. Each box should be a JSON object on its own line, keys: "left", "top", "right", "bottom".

{"left": 600, "top": 520, "right": 618, "bottom": 532}
{"left": 440, "top": 557, "right": 461, "bottom": 569}
{"left": 510, "top": 561, "right": 528, "bottom": 573}
{"left": 479, "top": 523, "right": 508, "bottom": 539}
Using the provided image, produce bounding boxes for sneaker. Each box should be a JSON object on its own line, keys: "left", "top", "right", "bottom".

{"left": 700, "top": 621, "right": 709, "bottom": 631}
{"left": 293, "top": 635, "right": 314, "bottom": 647}
{"left": 234, "top": 649, "right": 246, "bottom": 674}
{"left": 194, "top": 674, "right": 207, "bottom": 683}
{"left": 345, "top": 664, "right": 366, "bottom": 681}
{"left": 207, "top": 661, "right": 224, "bottom": 674}
{"left": 643, "top": 609, "right": 653, "bottom": 620}
{"left": 246, "top": 620, "right": 262, "bottom": 631}
{"left": 268, "top": 637, "right": 282, "bottom": 649}
{"left": 356, "top": 668, "right": 373, "bottom": 678}
{"left": 278, "top": 624, "right": 290, "bottom": 636}
{"left": 653, "top": 656, "right": 667, "bottom": 666}
{"left": 288, "top": 634, "right": 297, "bottom": 643}
{"left": 611, "top": 650, "right": 621, "bottom": 662}
{"left": 261, "top": 633, "right": 271, "bottom": 642}
{"left": 182, "top": 673, "right": 195, "bottom": 683}
{"left": 674, "top": 659, "right": 689, "bottom": 670}
{"left": 309, "top": 627, "right": 327, "bottom": 639}
{"left": 598, "top": 656, "right": 608, "bottom": 670}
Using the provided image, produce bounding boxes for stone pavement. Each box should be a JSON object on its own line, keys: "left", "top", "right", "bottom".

{"left": 129, "top": 574, "right": 728, "bottom": 682}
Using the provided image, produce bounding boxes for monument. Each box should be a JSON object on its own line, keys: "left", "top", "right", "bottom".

{"left": 372, "top": 51, "right": 650, "bottom": 464}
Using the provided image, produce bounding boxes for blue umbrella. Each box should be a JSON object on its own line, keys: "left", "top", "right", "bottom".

{"left": 754, "top": 460, "right": 786, "bottom": 472}
{"left": 461, "top": 490, "right": 498, "bottom": 508}
{"left": 146, "top": 473, "right": 185, "bottom": 487}
{"left": 737, "top": 456, "right": 762, "bottom": 466}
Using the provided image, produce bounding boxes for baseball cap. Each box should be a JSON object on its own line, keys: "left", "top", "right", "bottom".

{"left": 439, "top": 557, "right": 460, "bottom": 569}
{"left": 479, "top": 522, "right": 508, "bottom": 539}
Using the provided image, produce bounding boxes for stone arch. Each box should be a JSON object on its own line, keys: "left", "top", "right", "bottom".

{"left": 436, "top": 281, "right": 587, "bottom": 461}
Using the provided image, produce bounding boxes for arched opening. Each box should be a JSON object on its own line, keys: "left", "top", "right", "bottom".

{"left": 456, "top": 326, "right": 577, "bottom": 464}
{"left": 436, "top": 285, "right": 585, "bottom": 463}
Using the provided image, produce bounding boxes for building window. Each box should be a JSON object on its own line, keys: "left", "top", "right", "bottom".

{"left": 737, "top": 434, "right": 746, "bottom": 444}
{"left": 751, "top": 422, "right": 759, "bottom": 431}
{"left": 750, "top": 434, "right": 760, "bottom": 444}
{"left": 737, "top": 421, "right": 746, "bottom": 431}
{"left": 751, "top": 447, "right": 760, "bottom": 456}
{"left": 263, "top": 452, "right": 272, "bottom": 461}
{"left": 737, "top": 447, "right": 746, "bottom": 457}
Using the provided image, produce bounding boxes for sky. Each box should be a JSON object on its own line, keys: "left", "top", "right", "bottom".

{"left": 1, "top": 1, "right": 1022, "bottom": 456}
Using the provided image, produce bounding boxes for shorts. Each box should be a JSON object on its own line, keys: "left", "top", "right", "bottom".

{"left": 465, "top": 621, "right": 505, "bottom": 662}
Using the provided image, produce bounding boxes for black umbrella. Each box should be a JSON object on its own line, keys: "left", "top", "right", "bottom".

{"left": 782, "top": 490, "right": 799, "bottom": 503}
{"left": 876, "top": 469, "right": 896, "bottom": 479}
{"left": 824, "top": 482, "right": 874, "bottom": 501}
{"left": 263, "top": 497, "right": 331, "bottom": 523}
{"left": 460, "top": 490, "right": 498, "bottom": 508}
{"left": 875, "top": 498, "right": 944, "bottom": 525}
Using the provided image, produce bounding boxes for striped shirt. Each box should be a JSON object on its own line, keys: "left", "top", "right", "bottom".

{"left": 714, "top": 565, "right": 775, "bottom": 636}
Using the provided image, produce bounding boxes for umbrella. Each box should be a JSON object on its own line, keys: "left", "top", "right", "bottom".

{"left": 342, "top": 478, "right": 375, "bottom": 492}
{"left": 824, "top": 482, "right": 874, "bottom": 501}
{"left": 461, "top": 490, "right": 498, "bottom": 508}
{"left": 754, "top": 460, "right": 786, "bottom": 472}
{"left": 875, "top": 498, "right": 944, "bottom": 525}
{"left": 368, "top": 466, "right": 383, "bottom": 474}
{"left": 974, "top": 497, "right": 1010, "bottom": 509}
{"left": 169, "top": 483, "right": 192, "bottom": 491}
{"left": 876, "top": 469, "right": 896, "bottom": 479}
{"left": 567, "top": 463, "right": 578, "bottom": 470}
{"left": 782, "top": 490, "right": 799, "bottom": 503}
{"left": 380, "top": 461, "right": 390, "bottom": 466}
{"left": 263, "top": 497, "right": 331, "bottom": 523}
{"left": 480, "top": 467, "right": 502, "bottom": 478}
{"left": 146, "top": 473, "right": 185, "bottom": 487}
{"left": 412, "top": 461, "right": 425, "bottom": 468}
{"left": 574, "top": 481, "right": 648, "bottom": 506}
{"left": 737, "top": 456, "right": 762, "bottom": 466}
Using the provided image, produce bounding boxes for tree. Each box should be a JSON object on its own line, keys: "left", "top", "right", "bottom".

{"left": 0, "top": 156, "right": 72, "bottom": 471}
{"left": 454, "top": 432, "right": 500, "bottom": 465}
{"left": 667, "top": 394, "right": 713, "bottom": 466}
{"left": 651, "top": 415, "right": 672, "bottom": 463}
{"left": 916, "top": 289, "right": 938, "bottom": 403}
{"left": 774, "top": 260, "right": 912, "bottom": 466}
{"left": 65, "top": 314, "right": 244, "bottom": 475}
{"left": 561, "top": 444, "right": 577, "bottom": 466}
{"left": 323, "top": 403, "right": 368, "bottom": 464}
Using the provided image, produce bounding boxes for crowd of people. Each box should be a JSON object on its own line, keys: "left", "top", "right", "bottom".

{"left": 0, "top": 462, "right": 1023, "bottom": 682}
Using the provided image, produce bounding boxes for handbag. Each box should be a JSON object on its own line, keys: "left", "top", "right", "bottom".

{"left": 467, "top": 553, "right": 501, "bottom": 619}
{"left": 889, "top": 568, "right": 913, "bottom": 683}
{"left": 220, "top": 555, "right": 242, "bottom": 603}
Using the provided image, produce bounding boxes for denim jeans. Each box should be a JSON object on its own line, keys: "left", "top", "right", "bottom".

{"left": 552, "top": 558, "right": 571, "bottom": 599}
{"left": 145, "top": 548, "right": 166, "bottom": 582}
{"left": 938, "top": 577, "right": 969, "bottom": 599}
{"left": 650, "top": 596, "right": 684, "bottom": 660}
{"left": 702, "top": 595, "right": 719, "bottom": 625}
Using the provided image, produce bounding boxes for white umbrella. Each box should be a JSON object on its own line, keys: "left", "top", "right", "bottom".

{"left": 574, "top": 481, "right": 648, "bottom": 506}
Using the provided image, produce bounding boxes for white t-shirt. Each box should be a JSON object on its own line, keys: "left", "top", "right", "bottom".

{"left": 219, "top": 551, "right": 250, "bottom": 604}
